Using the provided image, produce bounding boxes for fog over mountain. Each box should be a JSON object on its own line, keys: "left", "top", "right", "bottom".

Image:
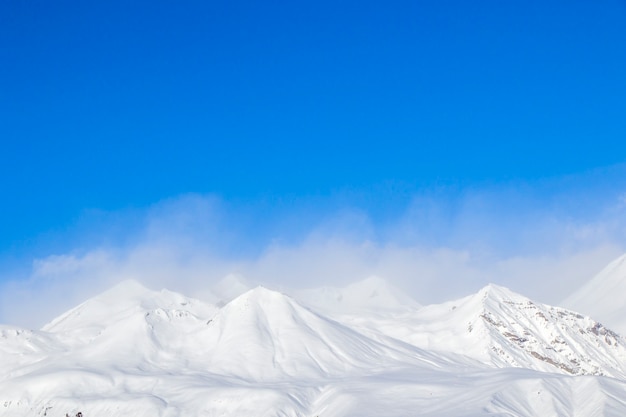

{"left": 563, "top": 253, "right": 626, "bottom": 335}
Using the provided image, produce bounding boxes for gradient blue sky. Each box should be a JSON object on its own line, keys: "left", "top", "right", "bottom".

{"left": 2, "top": 1, "right": 626, "bottom": 325}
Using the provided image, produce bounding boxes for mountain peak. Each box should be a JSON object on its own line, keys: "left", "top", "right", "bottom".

{"left": 366, "top": 284, "right": 626, "bottom": 379}
{"left": 199, "top": 285, "right": 413, "bottom": 380}
{"left": 477, "top": 283, "right": 526, "bottom": 302}
{"left": 216, "top": 286, "right": 315, "bottom": 326}
{"left": 42, "top": 280, "right": 216, "bottom": 338}
{"left": 470, "top": 285, "right": 626, "bottom": 377}
{"left": 295, "top": 276, "right": 420, "bottom": 315}
{"left": 243, "top": 284, "right": 280, "bottom": 296}
{"left": 41, "top": 280, "right": 154, "bottom": 333}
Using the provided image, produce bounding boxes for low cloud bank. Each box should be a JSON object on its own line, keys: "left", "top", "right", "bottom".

{"left": 3, "top": 168, "right": 626, "bottom": 328}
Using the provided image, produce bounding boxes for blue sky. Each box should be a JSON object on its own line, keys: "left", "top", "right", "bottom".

{"left": 2, "top": 1, "right": 626, "bottom": 326}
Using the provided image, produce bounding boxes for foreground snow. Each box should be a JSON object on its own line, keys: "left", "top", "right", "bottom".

{"left": 2, "top": 274, "right": 626, "bottom": 416}
{"left": 4, "top": 365, "right": 626, "bottom": 417}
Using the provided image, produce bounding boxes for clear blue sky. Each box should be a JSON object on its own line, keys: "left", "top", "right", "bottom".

{"left": 1, "top": 1, "right": 626, "bottom": 276}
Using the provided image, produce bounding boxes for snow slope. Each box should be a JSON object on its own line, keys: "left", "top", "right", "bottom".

{"left": 1, "top": 280, "right": 626, "bottom": 416}
{"left": 5, "top": 364, "right": 626, "bottom": 417}
{"left": 0, "top": 325, "right": 64, "bottom": 379}
{"left": 563, "top": 253, "right": 626, "bottom": 335}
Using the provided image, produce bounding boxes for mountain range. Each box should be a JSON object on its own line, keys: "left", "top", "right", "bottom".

{"left": 2, "top": 255, "right": 626, "bottom": 416}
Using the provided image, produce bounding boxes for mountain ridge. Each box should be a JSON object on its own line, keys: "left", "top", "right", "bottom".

{"left": 337, "top": 282, "right": 626, "bottom": 378}
{"left": 2, "top": 272, "right": 626, "bottom": 416}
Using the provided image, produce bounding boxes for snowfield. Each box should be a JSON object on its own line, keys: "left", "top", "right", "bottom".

{"left": 3, "top": 258, "right": 626, "bottom": 417}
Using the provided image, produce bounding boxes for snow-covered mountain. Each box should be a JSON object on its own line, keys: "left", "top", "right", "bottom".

{"left": 43, "top": 279, "right": 217, "bottom": 337}
{"left": 563, "top": 253, "right": 626, "bottom": 335}
{"left": 2, "top": 277, "right": 626, "bottom": 416}
{"left": 341, "top": 284, "right": 626, "bottom": 379}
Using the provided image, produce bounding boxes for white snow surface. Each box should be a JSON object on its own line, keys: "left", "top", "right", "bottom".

{"left": 2, "top": 277, "right": 626, "bottom": 416}
{"left": 563, "top": 253, "right": 626, "bottom": 335}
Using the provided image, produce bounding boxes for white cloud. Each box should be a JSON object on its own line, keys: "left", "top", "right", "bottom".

{"left": 2, "top": 170, "right": 626, "bottom": 328}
